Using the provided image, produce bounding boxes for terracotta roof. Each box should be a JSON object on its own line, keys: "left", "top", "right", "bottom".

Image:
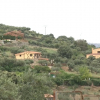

{"left": 44, "top": 94, "right": 54, "bottom": 98}
{"left": 87, "top": 53, "right": 100, "bottom": 55}
{"left": 15, "top": 51, "right": 41, "bottom": 55}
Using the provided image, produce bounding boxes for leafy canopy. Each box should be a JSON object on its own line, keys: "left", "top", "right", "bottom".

{"left": 79, "top": 66, "right": 91, "bottom": 80}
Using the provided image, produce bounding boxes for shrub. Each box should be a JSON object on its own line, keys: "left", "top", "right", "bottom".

{"left": 91, "top": 78, "right": 100, "bottom": 86}
{"left": 25, "top": 59, "right": 34, "bottom": 64}
{"left": 34, "top": 66, "right": 51, "bottom": 73}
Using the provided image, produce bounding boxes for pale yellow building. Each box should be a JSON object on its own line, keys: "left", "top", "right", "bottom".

{"left": 86, "top": 48, "right": 100, "bottom": 58}
{"left": 15, "top": 51, "right": 41, "bottom": 60}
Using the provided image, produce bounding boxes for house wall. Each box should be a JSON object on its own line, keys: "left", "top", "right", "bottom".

{"left": 86, "top": 54, "right": 90, "bottom": 58}
{"left": 93, "top": 55, "right": 100, "bottom": 59}
{"left": 16, "top": 54, "right": 25, "bottom": 59}
{"left": 92, "top": 48, "right": 100, "bottom": 53}
{"left": 15, "top": 52, "right": 41, "bottom": 60}
{"left": 24, "top": 52, "right": 34, "bottom": 59}
{"left": 86, "top": 54, "right": 100, "bottom": 58}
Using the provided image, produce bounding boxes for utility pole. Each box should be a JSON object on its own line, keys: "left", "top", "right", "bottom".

{"left": 45, "top": 25, "right": 46, "bottom": 35}
{"left": 80, "top": 33, "right": 82, "bottom": 39}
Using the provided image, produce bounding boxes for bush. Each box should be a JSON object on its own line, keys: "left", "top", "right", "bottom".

{"left": 15, "top": 60, "right": 25, "bottom": 66}
{"left": 34, "top": 66, "right": 51, "bottom": 73}
{"left": 54, "top": 62, "right": 62, "bottom": 67}
{"left": 0, "top": 74, "right": 20, "bottom": 99}
{"left": 52, "top": 76, "right": 63, "bottom": 86}
{"left": 38, "top": 60, "right": 48, "bottom": 66}
{"left": 51, "top": 67, "right": 61, "bottom": 71}
{"left": 0, "top": 58, "right": 28, "bottom": 72}
{"left": 91, "top": 78, "right": 100, "bottom": 86}
{"left": 25, "top": 59, "right": 34, "bottom": 64}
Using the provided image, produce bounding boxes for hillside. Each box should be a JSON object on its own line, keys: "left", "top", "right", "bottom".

{"left": 1, "top": 23, "right": 100, "bottom": 75}
{"left": 1, "top": 24, "right": 100, "bottom": 99}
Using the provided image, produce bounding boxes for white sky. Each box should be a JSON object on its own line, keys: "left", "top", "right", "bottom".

{"left": 0, "top": 0, "right": 100, "bottom": 43}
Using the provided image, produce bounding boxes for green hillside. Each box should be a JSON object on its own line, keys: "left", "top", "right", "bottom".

{"left": 0, "top": 23, "right": 100, "bottom": 99}
{"left": 0, "top": 23, "right": 98, "bottom": 74}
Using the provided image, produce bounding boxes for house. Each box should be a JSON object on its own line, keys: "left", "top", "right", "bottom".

{"left": 15, "top": 51, "right": 41, "bottom": 60}
{"left": 44, "top": 94, "right": 54, "bottom": 100}
{"left": 86, "top": 48, "right": 100, "bottom": 58}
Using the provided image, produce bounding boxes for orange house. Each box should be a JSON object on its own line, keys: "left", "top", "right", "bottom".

{"left": 15, "top": 51, "right": 41, "bottom": 60}
{"left": 86, "top": 48, "right": 100, "bottom": 58}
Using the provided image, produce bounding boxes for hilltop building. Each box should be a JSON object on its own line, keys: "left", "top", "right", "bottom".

{"left": 86, "top": 48, "right": 100, "bottom": 58}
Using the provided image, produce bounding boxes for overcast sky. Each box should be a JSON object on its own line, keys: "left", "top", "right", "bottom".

{"left": 0, "top": 0, "right": 100, "bottom": 43}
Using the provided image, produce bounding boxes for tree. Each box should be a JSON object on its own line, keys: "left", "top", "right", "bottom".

{"left": 74, "top": 59, "right": 83, "bottom": 65}
{"left": 68, "top": 36, "right": 74, "bottom": 43}
{"left": 79, "top": 66, "right": 91, "bottom": 80}
{"left": 73, "top": 66, "right": 80, "bottom": 73}
{"left": 67, "top": 60, "right": 75, "bottom": 71}
{"left": 88, "top": 55, "right": 95, "bottom": 61}
{"left": 90, "top": 59, "right": 100, "bottom": 68}
{"left": 0, "top": 73, "right": 20, "bottom": 100}
{"left": 86, "top": 56, "right": 95, "bottom": 66}
{"left": 60, "top": 57, "right": 68, "bottom": 64}
{"left": 57, "top": 45, "right": 72, "bottom": 58}
{"left": 57, "top": 36, "right": 68, "bottom": 41}
{"left": 54, "top": 62, "right": 62, "bottom": 68}
{"left": 38, "top": 60, "right": 48, "bottom": 66}
{"left": 74, "top": 39, "right": 88, "bottom": 51}
{"left": 19, "top": 70, "right": 54, "bottom": 100}
{"left": 34, "top": 66, "right": 51, "bottom": 73}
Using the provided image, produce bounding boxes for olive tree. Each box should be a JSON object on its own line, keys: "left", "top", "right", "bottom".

{"left": 19, "top": 70, "right": 55, "bottom": 100}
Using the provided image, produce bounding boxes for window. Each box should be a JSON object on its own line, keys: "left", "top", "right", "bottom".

{"left": 20, "top": 55, "right": 21, "bottom": 57}
{"left": 30, "top": 54, "right": 32, "bottom": 56}
{"left": 98, "top": 51, "right": 100, "bottom": 53}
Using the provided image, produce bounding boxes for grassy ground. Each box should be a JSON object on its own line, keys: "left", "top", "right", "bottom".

{"left": 66, "top": 70, "right": 100, "bottom": 78}
{"left": 44, "top": 47, "right": 57, "bottom": 53}
{"left": 28, "top": 45, "right": 57, "bottom": 53}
